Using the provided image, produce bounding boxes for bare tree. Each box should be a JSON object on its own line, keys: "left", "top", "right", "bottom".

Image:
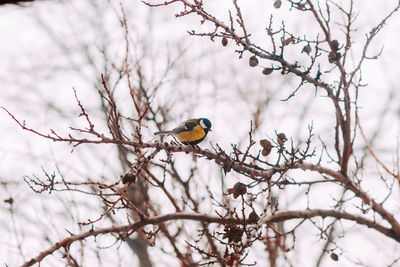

{"left": 2, "top": 0, "right": 400, "bottom": 266}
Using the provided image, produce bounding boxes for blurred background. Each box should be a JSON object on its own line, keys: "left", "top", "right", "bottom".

{"left": 1, "top": 0, "right": 400, "bottom": 266}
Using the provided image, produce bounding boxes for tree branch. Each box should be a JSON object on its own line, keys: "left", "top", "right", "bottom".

{"left": 21, "top": 208, "right": 400, "bottom": 267}
{"left": 259, "top": 209, "right": 400, "bottom": 243}
{"left": 20, "top": 212, "right": 245, "bottom": 267}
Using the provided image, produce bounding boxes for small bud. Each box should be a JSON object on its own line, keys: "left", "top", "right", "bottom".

{"left": 273, "top": 0, "right": 282, "bottom": 9}
{"left": 283, "top": 37, "right": 295, "bottom": 46}
{"left": 302, "top": 44, "right": 312, "bottom": 54}
{"left": 330, "top": 252, "right": 339, "bottom": 261}
{"left": 249, "top": 56, "right": 259, "bottom": 67}
{"left": 222, "top": 36, "right": 228, "bottom": 47}
{"left": 4, "top": 197, "right": 14, "bottom": 205}
{"left": 262, "top": 68, "right": 273, "bottom": 75}
{"left": 277, "top": 133, "right": 287, "bottom": 146}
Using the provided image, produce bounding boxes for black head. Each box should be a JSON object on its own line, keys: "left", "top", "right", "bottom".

{"left": 198, "top": 118, "right": 212, "bottom": 133}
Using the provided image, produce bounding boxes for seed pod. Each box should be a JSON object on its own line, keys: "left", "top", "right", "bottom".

{"left": 273, "top": 0, "right": 282, "bottom": 9}
{"left": 277, "top": 133, "right": 287, "bottom": 146}
{"left": 249, "top": 56, "right": 259, "bottom": 67}
{"left": 222, "top": 36, "right": 228, "bottom": 47}
{"left": 262, "top": 68, "right": 273, "bottom": 75}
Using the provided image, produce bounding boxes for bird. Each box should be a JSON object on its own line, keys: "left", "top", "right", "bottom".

{"left": 154, "top": 118, "right": 212, "bottom": 145}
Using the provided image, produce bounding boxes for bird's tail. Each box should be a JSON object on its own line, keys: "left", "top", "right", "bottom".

{"left": 154, "top": 130, "right": 173, "bottom": 135}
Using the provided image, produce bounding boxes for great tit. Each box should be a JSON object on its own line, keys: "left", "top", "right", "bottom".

{"left": 154, "top": 118, "right": 212, "bottom": 145}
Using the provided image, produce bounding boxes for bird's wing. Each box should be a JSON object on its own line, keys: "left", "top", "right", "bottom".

{"left": 172, "top": 119, "right": 198, "bottom": 134}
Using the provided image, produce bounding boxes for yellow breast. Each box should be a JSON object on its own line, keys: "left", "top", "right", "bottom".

{"left": 175, "top": 125, "right": 205, "bottom": 143}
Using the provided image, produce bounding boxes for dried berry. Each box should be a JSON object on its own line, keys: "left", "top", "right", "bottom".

{"left": 249, "top": 56, "right": 259, "bottom": 67}
{"left": 234, "top": 182, "right": 247, "bottom": 196}
{"left": 331, "top": 40, "right": 339, "bottom": 50}
{"left": 260, "top": 139, "right": 268, "bottom": 147}
{"left": 248, "top": 211, "right": 260, "bottom": 223}
{"left": 262, "top": 68, "right": 273, "bottom": 75}
{"left": 328, "top": 51, "right": 341, "bottom": 63}
{"left": 273, "top": 0, "right": 282, "bottom": 9}
{"left": 277, "top": 133, "right": 287, "bottom": 146}
{"left": 302, "top": 44, "right": 312, "bottom": 54}
{"left": 260, "top": 139, "right": 272, "bottom": 156}
{"left": 283, "top": 37, "right": 295, "bottom": 46}
{"left": 264, "top": 141, "right": 272, "bottom": 151}
{"left": 222, "top": 36, "right": 228, "bottom": 47}
{"left": 227, "top": 182, "right": 247, "bottom": 198}
{"left": 223, "top": 160, "right": 233, "bottom": 174}
{"left": 261, "top": 139, "right": 272, "bottom": 149}
{"left": 262, "top": 147, "right": 271, "bottom": 157}
{"left": 122, "top": 173, "right": 136, "bottom": 184}
{"left": 223, "top": 226, "right": 244, "bottom": 242}
{"left": 330, "top": 252, "right": 339, "bottom": 261}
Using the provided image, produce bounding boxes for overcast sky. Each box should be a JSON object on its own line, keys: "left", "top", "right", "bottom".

{"left": 1, "top": 1, "right": 400, "bottom": 266}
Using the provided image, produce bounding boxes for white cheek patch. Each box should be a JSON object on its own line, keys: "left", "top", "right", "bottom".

{"left": 199, "top": 120, "right": 207, "bottom": 129}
